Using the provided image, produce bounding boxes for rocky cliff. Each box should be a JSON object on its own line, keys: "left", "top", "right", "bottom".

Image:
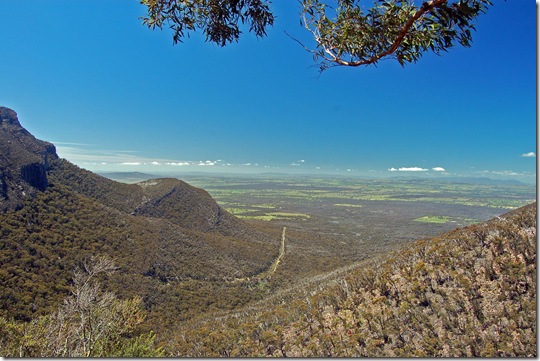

{"left": 0, "top": 107, "right": 58, "bottom": 211}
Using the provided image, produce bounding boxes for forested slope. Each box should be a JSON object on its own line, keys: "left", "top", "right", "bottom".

{"left": 48, "top": 159, "right": 265, "bottom": 240}
{"left": 0, "top": 182, "right": 277, "bottom": 322}
{"left": 0, "top": 107, "right": 279, "bottom": 334}
{"left": 169, "top": 203, "right": 536, "bottom": 357}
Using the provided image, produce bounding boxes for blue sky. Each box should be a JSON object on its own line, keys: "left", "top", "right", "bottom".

{"left": 0, "top": 0, "right": 536, "bottom": 183}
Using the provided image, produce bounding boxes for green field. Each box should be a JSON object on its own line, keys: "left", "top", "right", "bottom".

{"left": 414, "top": 215, "right": 450, "bottom": 224}
{"left": 236, "top": 211, "right": 311, "bottom": 221}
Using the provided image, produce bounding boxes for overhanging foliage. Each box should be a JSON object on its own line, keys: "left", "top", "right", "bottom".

{"left": 140, "top": 0, "right": 493, "bottom": 70}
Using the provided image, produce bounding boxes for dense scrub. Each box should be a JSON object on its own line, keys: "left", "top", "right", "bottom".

{"left": 0, "top": 182, "right": 278, "bottom": 331}
{"left": 5, "top": 106, "right": 533, "bottom": 356}
{"left": 169, "top": 203, "right": 536, "bottom": 357}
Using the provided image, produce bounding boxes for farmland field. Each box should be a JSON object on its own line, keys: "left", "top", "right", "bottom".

{"left": 179, "top": 174, "right": 536, "bottom": 269}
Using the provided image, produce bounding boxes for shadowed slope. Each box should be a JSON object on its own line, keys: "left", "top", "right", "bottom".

{"left": 48, "top": 161, "right": 265, "bottom": 240}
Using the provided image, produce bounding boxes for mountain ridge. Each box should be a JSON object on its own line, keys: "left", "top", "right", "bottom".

{"left": 0, "top": 107, "right": 251, "bottom": 238}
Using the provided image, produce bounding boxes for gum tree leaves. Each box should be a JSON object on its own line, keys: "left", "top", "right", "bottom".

{"left": 299, "top": 0, "right": 493, "bottom": 70}
{"left": 141, "top": 0, "right": 274, "bottom": 46}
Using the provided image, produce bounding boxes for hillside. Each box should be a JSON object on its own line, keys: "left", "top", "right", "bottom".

{"left": 48, "top": 160, "right": 258, "bottom": 238}
{"left": 0, "top": 106, "right": 264, "bottom": 240}
{"left": 168, "top": 203, "right": 536, "bottom": 357}
{"left": 0, "top": 107, "right": 279, "bottom": 331}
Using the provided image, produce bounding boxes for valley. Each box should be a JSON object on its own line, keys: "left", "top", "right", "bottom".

{"left": 100, "top": 172, "right": 537, "bottom": 351}
{"left": 0, "top": 107, "right": 535, "bottom": 356}
{"left": 106, "top": 171, "right": 536, "bottom": 268}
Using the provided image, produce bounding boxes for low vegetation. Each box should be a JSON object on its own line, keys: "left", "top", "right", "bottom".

{"left": 0, "top": 256, "right": 163, "bottom": 357}
{"left": 1, "top": 195, "right": 535, "bottom": 356}
{"left": 0, "top": 180, "right": 279, "bottom": 333}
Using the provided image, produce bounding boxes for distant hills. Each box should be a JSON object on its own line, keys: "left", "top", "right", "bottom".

{"left": 97, "top": 171, "right": 158, "bottom": 183}
{"left": 389, "top": 175, "right": 527, "bottom": 186}
{"left": 424, "top": 176, "right": 526, "bottom": 186}
{"left": 101, "top": 171, "right": 529, "bottom": 187}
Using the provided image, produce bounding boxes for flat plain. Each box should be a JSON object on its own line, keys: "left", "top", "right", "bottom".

{"left": 172, "top": 174, "right": 536, "bottom": 273}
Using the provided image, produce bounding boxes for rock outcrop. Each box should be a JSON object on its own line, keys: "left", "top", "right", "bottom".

{"left": 0, "top": 107, "right": 58, "bottom": 211}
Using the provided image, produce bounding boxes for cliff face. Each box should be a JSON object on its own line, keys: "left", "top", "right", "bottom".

{"left": 0, "top": 107, "right": 58, "bottom": 211}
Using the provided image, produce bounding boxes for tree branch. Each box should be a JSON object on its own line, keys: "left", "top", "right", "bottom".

{"left": 318, "top": 0, "right": 448, "bottom": 67}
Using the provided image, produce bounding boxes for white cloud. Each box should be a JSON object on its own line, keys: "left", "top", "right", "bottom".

{"left": 166, "top": 162, "right": 190, "bottom": 166}
{"left": 491, "top": 170, "right": 520, "bottom": 176}
{"left": 150, "top": 161, "right": 161, "bottom": 165}
{"left": 197, "top": 160, "right": 216, "bottom": 166}
{"left": 120, "top": 162, "right": 141, "bottom": 166}
{"left": 432, "top": 167, "right": 446, "bottom": 172}
{"left": 521, "top": 152, "right": 536, "bottom": 158}
{"left": 477, "top": 169, "right": 537, "bottom": 178}
{"left": 389, "top": 167, "right": 428, "bottom": 172}
{"left": 402, "top": 167, "right": 428, "bottom": 172}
